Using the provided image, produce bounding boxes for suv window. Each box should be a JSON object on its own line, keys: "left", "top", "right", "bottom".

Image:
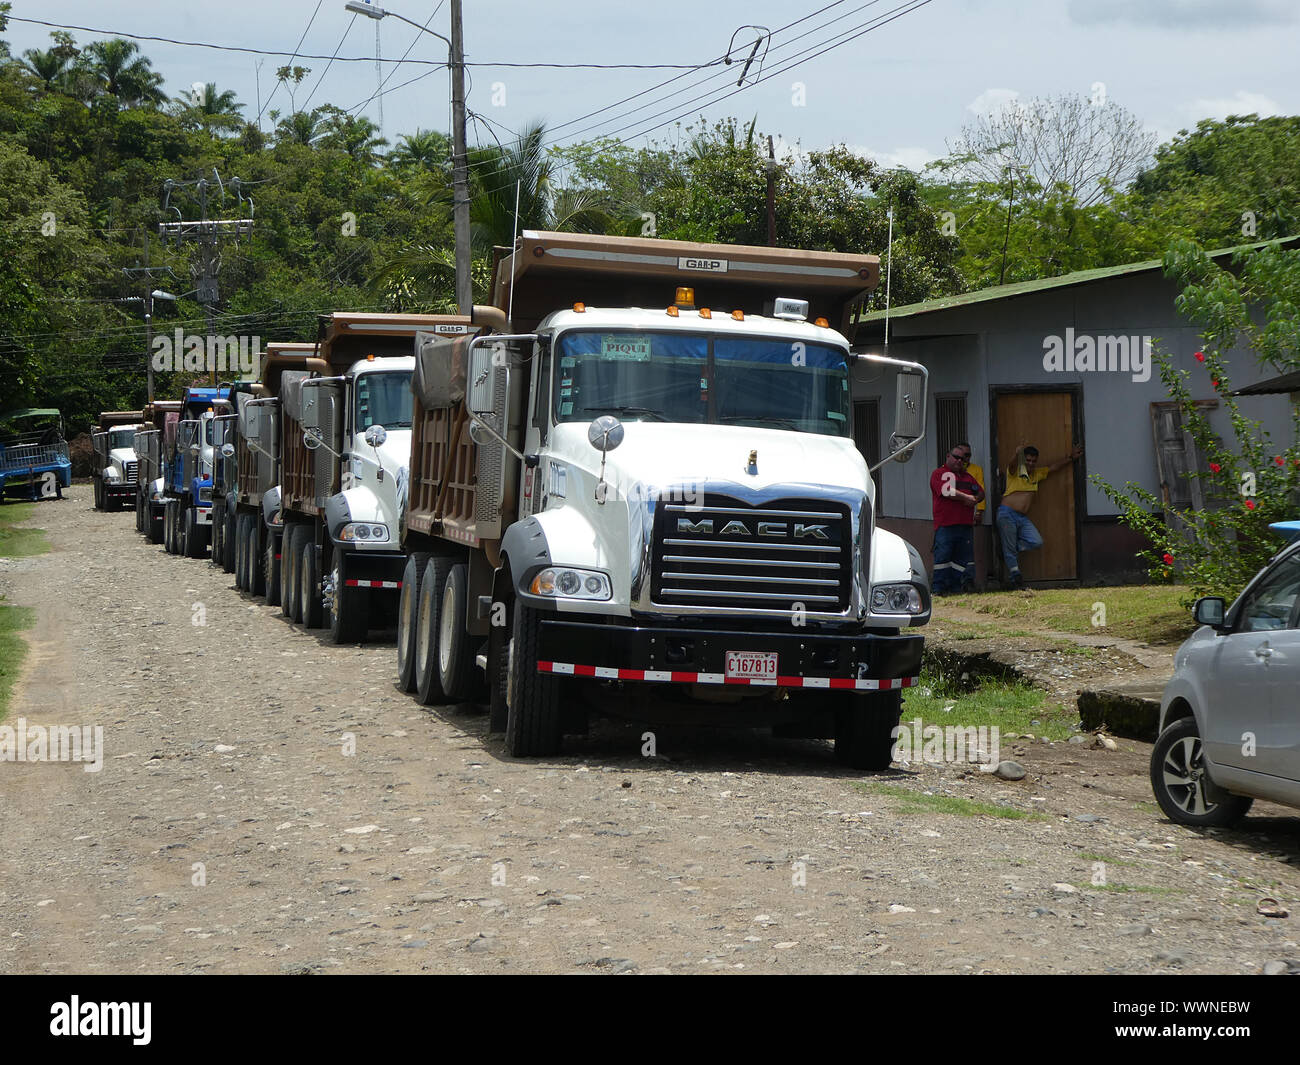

{"left": 1236, "top": 551, "right": 1300, "bottom": 632}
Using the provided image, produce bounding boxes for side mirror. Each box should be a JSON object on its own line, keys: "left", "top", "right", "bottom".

{"left": 303, "top": 427, "right": 322, "bottom": 451}
{"left": 468, "top": 419, "right": 493, "bottom": 447}
{"left": 588, "top": 415, "right": 625, "bottom": 453}
{"left": 364, "top": 425, "right": 388, "bottom": 449}
{"left": 1193, "top": 596, "right": 1226, "bottom": 630}
{"left": 189, "top": 443, "right": 201, "bottom": 454}
{"left": 221, "top": 443, "right": 235, "bottom": 458}
{"left": 893, "top": 370, "right": 925, "bottom": 441}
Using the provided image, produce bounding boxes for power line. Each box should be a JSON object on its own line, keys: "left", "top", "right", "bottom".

{"left": 348, "top": 1, "right": 447, "bottom": 118}
{"left": 301, "top": 12, "right": 359, "bottom": 112}
{"left": 257, "top": 0, "right": 325, "bottom": 124}
{"left": 5, "top": 16, "right": 716, "bottom": 68}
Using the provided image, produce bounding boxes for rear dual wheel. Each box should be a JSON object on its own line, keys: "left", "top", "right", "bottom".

{"left": 414, "top": 557, "right": 476, "bottom": 705}
{"left": 264, "top": 531, "right": 282, "bottom": 608}
{"left": 397, "top": 552, "right": 431, "bottom": 692}
{"left": 298, "top": 533, "right": 323, "bottom": 629}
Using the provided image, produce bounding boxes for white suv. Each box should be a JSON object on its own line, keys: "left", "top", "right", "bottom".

{"left": 1151, "top": 533, "right": 1300, "bottom": 827}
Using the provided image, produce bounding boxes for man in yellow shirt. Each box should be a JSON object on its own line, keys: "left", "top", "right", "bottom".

{"left": 997, "top": 443, "right": 1084, "bottom": 589}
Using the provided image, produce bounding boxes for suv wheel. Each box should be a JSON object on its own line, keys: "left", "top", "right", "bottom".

{"left": 1150, "top": 716, "right": 1253, "bottom": 828}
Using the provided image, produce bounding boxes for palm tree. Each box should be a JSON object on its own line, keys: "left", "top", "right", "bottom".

{"left": 316, "top": 108, "right": 388, "bottom": 163}
{"left": 274, "top": 109, "right": 325, "bottom": 147}
{"left": 467, "top": 121, "right": 609, "bottom": 253}
{"left": 83, "top": 38, "right": 166, "bottom": 107}
{"left": 174, "top": 83, "right": 244, "bottom": 135}
{"left": 20, "top": 31, "right": 81, "bottom": 93}
{"left": 388, "top": 129, "right": 449, "bottom": 173}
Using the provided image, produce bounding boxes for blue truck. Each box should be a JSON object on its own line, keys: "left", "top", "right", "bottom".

{"left": 161, "top": 385, "right": 231, "bottom": 557}
{"left": 0, "top": 408, "right": 73, "bottom": 502}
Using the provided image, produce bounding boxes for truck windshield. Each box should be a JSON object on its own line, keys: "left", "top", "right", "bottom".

{"left": 109, "top": 429, "right": 135, "bottom": 449}
{"left": 356, "top": 371, "right": 413, "bottom": 431}
{"left": 554, "top": 330, "right": 851, "bottom": 437}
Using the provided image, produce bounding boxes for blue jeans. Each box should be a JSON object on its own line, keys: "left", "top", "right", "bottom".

{"left": 932, "top": 524, "right": 974, "bottom": 595}
{"left": 996, "top": 505, "right": 1043, "bottom": 576}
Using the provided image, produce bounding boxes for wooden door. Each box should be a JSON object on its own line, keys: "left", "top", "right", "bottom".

{"left": 994, "top": 391, "right": 1077, "bottom": 581}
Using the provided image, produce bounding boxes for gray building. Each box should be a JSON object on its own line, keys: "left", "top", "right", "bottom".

{"left": 850, "top": 242, "right": 1298, "bottom": 586}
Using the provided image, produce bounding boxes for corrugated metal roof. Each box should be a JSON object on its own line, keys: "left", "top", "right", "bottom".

{"left": 854, "top": 235, "right": 1300, "bottom": 330}
{"left": 1236, "top": 370, "right": 1300, "bottom": 395}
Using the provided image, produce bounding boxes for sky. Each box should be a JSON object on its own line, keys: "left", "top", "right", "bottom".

{"left": 4, "top": 0, "right": 1297, "bottom": 174}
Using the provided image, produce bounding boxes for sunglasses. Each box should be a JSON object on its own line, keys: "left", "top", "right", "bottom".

{"left": 950, "top": 452, "right": 971, "bottom": 462}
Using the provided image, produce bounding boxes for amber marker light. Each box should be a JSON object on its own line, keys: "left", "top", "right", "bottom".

{"left": 698, "top": 307, "right": 712, "bottom": 319}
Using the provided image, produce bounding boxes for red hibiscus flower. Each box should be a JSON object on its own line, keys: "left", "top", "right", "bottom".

{"left": 1245, "top": 499, "right": 1256, "bottom": 510}
{"left": 1162, "top": 553, "right": 1175, "bottom": 565}
{"left": 1209, "top": 462, "right": 1221, "bottom": 473}
{"left": 1194, "top": 351, "right": 1205, "bottom": 362}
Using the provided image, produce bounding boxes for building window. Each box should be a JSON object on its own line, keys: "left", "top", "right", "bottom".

{"left": 936, "top": 393, "right": 968, "bottom": 465}
{"left": 854, "top": 398, "right": 882, "bottom": 514}
{"left": 1150, "top": 400, "right": 1221, "bottom": 511}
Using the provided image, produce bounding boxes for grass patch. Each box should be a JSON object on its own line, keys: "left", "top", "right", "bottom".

{"left": 902, "top": 669, "right": 1074, "bottom": 741}
{"left": 1078, "top": 852, "right": 1138, "bottom": 868}
{"left": 859, "top": 782, "right": 1046, "bottom": 821}
{"left": 1074, "top": 882, "right": 1183, "bottom": 896}
{"left": 939, "top": 585, "right": 1193, "bottom": 647}
{"left": 0, "top": 601, "right": 35, "bottom": 725}
{"left": 0, "top": 502, "right": 50, "bottom": 558}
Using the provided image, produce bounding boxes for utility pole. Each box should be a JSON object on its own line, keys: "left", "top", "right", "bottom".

{"left": 450, "top": 0, "right": 472, "bottom": 315}
{"left": 766, "top": 135, "right": 777, "bottom": 247}
{"left": 158, "top": 172, "right": 254, "bottom": 385}
{"left": 123, "top": 233, "right": 174, "bottom": 402}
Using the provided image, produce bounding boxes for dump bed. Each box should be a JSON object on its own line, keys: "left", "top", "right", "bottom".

{"left": 134, "top": 402, "right": 180, "bottom": 486}
{"left": 280, "top": 314, "right": 470, "bottom": 519}
{"left": 240, "top": 344, "right": 318, "bottom": 508}
{"left": 407, "top": 320, "right": 488, "bottom": 544}
{"left": 491, "top": 230, "right": 880, "bottom": 334}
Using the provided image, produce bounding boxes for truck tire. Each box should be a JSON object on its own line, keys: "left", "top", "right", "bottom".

{"left": 93, "top": 479, "right": 102, "bottom": 510}
{"left": 135, "top": 492, "right": 143, "bottom": 532}
{"left": 505, "top": 602, "right": 562, "bottom": 757}
{"left": 282, "top": 525, "right": 301, "bottom": 620}
{"left": 211, "top": 505, "right": 225, "bottom": 566}
{"left": 234, "top": 514, "right": 249, "bottom": 590}
{"left": 248, "top": 521, "right": 265, "bottom": 597}
{"left": 415, "top": 555, "right": 454, "bottom": 704}
{"left": 327, "top": 552, "right": 368, "bottom": 645}
{"left": 164, "top": 501, "right": 177, "bottom": 554}
{"left": 264, "top": 531, "right": 282, "bottom": 608}
{"left": 299, "top": 533, "right": 323, "bottom": 629}
{"left": 437, "top": 562, "right": 477, "bottom": 702}
{"left": 149, "top": 503, "right": 164, "bottom": 545}
{"left": 397, "top": 552, "right": 430, "bottom": 692}
{"left": 834, "top": 691, "right": 902, "bottom": 771}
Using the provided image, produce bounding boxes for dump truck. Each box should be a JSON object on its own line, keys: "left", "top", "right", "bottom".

{"left": 91, "top": 410, "right": 144, "bottom": 511}
{"left": 220, "top": 343, "right": 320, "bottom": 601}
{"left": 0, "top": 408, "right": 72, "bottom": 502}
{"left": 210, "top": 380, "right": 262, "bottom": 576}
{"left": 394, "top": 231, "right": 932, "bottom": 767}
{"left": 133, "top": 401, "right": 181, "bottom": 541}
{"left": 161, "top": 385, "right": 230, "bottom": 557}
{"left": 278, "top": 315, "right": 462, "bottom": 643}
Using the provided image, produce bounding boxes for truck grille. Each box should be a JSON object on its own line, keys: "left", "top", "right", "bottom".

{"left": 651, "top": 495, "right": 853, "bottom": 612}
{"left": 124, "top": 461, "right": 138, "bottom": 486}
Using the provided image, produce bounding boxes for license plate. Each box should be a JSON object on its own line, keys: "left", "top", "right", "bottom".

{"left": 725, "top": 651, "right": 777, "bottom": 680}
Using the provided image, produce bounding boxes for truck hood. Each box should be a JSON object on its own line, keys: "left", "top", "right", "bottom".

{"left": 550, "top": 421, "right": 872, "bottom": 501}
{"left": 108, "top": 447, "right": 136, "bottom": 466}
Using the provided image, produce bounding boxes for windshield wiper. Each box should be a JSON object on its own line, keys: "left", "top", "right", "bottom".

{"left": 719, "top": 415, "right": 800, "bottom": 429}
{"left": 582, "top": 405, "right": 667, "bottom": 422}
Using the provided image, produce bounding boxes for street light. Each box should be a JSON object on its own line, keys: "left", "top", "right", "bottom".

{"left": 344, "top": 0, "right": 472, "bottom": 316}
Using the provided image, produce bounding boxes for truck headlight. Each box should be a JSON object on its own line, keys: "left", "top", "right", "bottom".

{"left": 339, "top": 522, "right": 389, "bottom": 543}
{"left": 530, "top": 567, "right": 611, "bottom": 601}
{"left": 871, "top": 583, "right": 925, "bottom": 614}
{"left": 104, "top": 467, "right": 121, "bottom": 484}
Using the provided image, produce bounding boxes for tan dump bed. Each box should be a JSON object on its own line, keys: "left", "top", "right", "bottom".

{"left": 97, "top": 410, "right": 144, "bottom": 431}
{"left": 490, "top": 230, "right": 880, "bottom": 334}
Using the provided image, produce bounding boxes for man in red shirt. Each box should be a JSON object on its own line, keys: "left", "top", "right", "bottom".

{"left": 929, "top": 442, "right": 985, "bottom": 596}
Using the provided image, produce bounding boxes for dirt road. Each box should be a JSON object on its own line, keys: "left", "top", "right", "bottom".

{"left": 1, "top": 486, "right": 1298, "bottom": 974}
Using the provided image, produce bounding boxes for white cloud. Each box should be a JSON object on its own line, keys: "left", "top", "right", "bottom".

{"left": 1069, "top": 0, "right": 1295, "bottom": 29}
{"left": 965, "top": 88, "right": 1020, "bottom": 116}
{"left": 864, "top": 146, "right": 942, "bottom": 171}
{"left": 1184, "top": 90, "right": 1282, "bottom": 121}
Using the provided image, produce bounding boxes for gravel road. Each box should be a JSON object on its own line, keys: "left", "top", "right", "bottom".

{"left": 2, "top": 486, "right": 1298, "bottom": 975}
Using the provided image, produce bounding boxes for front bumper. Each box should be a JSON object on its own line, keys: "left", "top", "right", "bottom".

{"left": 536, "top": 620, "right": 922, "bottom": 690}
{"left": 342, "top": 549, "right": 406, "bottom": 589}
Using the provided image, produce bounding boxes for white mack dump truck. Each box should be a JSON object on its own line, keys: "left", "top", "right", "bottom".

{"left": 397, "top": 232, "right": 930, "bottom": 767}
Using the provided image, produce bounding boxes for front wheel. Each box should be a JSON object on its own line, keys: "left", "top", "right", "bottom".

{"left": 505, "top": 602, "right": 562, "bottom": 757}
{"left": 264, "top": 530, "right": 282, "bottom": 607}
{"left": 1150, "top": 716, "right": 1253, "bottom": 828}
{"left": 327, "top": 552, "right": 367, "bottom": 645}
{"left": 834, "top": 691, "right": 902, "bottom": 771}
